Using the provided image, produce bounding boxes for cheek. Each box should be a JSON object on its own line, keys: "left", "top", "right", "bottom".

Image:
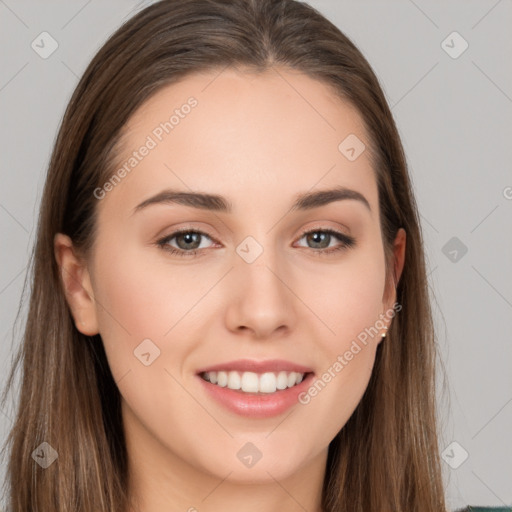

{"left": 295, "top": 345, "right": 377, "bottom": 460}
{"left": 89, "top": 238, "right": 219, "bottom": 384}
{"left": 89, "top": 240, "right": 173, "bottom": 377}
{"left": 291, "top": 250, "right": 385, "bottom": 444}
{"left": 299, "top": 248, "right": 386, "bottom": 346}
{"left": 89, "top": 245, "right": 219, "bottom": 463}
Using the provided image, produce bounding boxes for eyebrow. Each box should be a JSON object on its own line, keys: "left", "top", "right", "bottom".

{"left": 132, "top": 185, "right": 371, "bottom": 215}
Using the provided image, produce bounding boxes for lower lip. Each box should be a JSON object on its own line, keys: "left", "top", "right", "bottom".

{"left": 196, "top": 373, "right": 315, "bottom": 418}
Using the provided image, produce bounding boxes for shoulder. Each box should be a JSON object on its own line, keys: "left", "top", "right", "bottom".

{"left": 455, "top": 507, "right": 512, "bottom": 512}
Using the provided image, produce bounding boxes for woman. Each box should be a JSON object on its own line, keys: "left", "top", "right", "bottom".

{"left": 1, "top": 0, "right": 508, "bottom": 511}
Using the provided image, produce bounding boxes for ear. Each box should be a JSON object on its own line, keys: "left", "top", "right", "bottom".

{"left": 54, "top": 233, "right": 99, "bottom": 336}
{"left": 383, "top": 227, "right": 406, "bottom": 313}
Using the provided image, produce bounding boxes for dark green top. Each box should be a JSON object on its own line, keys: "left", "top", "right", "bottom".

{"left": 455, "top": 507, "right": 512, "bottom": 511}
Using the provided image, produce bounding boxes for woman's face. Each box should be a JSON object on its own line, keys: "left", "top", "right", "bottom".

{"left": 58, "top": 66, "right": 404, "bottom": 496}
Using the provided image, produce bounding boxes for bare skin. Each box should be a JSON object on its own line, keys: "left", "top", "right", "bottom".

{"left": 55, "top": 65, "right": 406, "bottom": 512}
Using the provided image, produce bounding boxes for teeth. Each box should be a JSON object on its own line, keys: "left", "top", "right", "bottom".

{"left": 202, "top": 370, "right": 307, "bottom": 393}
{"left": 217, "top": 371, "right": 228, "bottom": 387}
{"left": 259, "top": 372, "right": 276, "bottom": 393}
{"left": 241, "top": 371, "right": 259, "bottom": 392}
{"left": 228, "top": 371, "right": 241, "bottom": 390}
{"left": 276, "top": 371, "right": 288, "bottom": 390}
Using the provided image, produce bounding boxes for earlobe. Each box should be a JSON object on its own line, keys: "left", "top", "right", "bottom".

{"left": 54, "top": 233, "right": 99, "bottom": 336}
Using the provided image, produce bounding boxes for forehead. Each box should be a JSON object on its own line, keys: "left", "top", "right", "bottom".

{"left": 101, "top": 66, "right": 378, "bottom": 216}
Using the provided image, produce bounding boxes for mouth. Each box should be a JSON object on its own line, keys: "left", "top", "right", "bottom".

{"left": 195, "top": 359, "right": 315, "bottom": 418}
{"left": 196, "top": 363, "right": 315, "bottom": 420}
{"left": 199, "top": 370, "right": 313, "bottom": 394}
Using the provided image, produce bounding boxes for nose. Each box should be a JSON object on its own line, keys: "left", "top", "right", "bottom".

{"left": 224, "top": 245, "right": 298, "bottom": 340}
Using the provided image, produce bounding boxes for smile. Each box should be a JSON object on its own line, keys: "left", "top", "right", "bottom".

{"left": 200, "top": 370, "right": 308, "bottom": 394}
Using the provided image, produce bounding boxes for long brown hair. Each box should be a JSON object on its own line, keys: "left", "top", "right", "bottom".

{"left": 1, "top": 0, "right": 448, "bottom": 510}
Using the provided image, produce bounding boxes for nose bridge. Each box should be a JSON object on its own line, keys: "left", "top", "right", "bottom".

{"left": 225, "top": 230, "right": 296, "bottom": 337}
{"left": 235, "top": 231, "right": 287, "bottom": 298}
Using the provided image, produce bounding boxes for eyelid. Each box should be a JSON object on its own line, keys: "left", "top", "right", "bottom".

{"left": 296, "top": 221, "right": 352, "bottom": 238}
{"left": 157, "top": 226, "right": 218, "bottom": 245}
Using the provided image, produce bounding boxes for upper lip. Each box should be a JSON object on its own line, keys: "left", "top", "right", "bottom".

{"left": 196, "top": 359, "right": 314, "bottom": 375}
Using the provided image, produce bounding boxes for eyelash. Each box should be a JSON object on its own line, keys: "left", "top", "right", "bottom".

{"left": 156, "top": 227, "right": 356, "bottom": 258}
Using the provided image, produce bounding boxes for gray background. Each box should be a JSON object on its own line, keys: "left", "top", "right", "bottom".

{"left": 1, "top": 0, "right": 511, "bottom": 510}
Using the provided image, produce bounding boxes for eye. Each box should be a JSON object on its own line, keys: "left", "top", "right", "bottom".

{"left": 295, "top": 228, "right": 356, "bottom": 255}
{"left": 156, "top": 227, "right": 356, "bottom": 258}
{"left": 156, "top": 228, "right": 216, "bottom": 257}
